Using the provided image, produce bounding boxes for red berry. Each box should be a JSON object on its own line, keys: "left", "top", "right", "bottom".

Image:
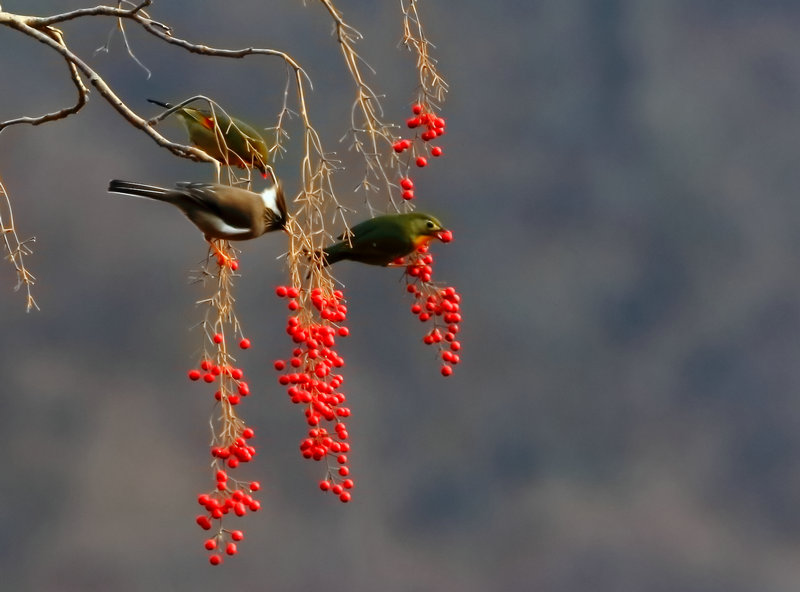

{"left": 209, "top": 554, "right": 223, "bottom": 566}
{"left": 231, "top": 530, "right": 244, "bottom": 541}
{"left": 196, "top": 515, "right": 212, "bottom": 530}
{"left": 288, "top": 300, "right": 299, "bottom": 311}
{"left": 225, "top": 542, "right": 238, "bottom": 555}
{"left": 402, "top": 190, "right": 415, "bottom": 200}
{"left": 407, "top": 117, "right": 420, "bottom": 128}
{"left": 343, "top": 479, "right": 354, "bottom": 489}
{"left": 319, "top": 480, "right": 331, "bottom": 491}
{"left": 416, "top": 156, "right": 427, "bottom": 167}
{"left": 212, "top": 333, "right": 223, "bottom": 344}
{"left": 242, "top": 428, "right": 255, "bottom": 439}
{"left": 339, "top": 492, "right": 352, "bottom": 503}
{"left": 400, "top": 177, "right": 414, "bottom": 190}
{"left": 249, "top": 481, "right": 260, "bottom": 491}
{"left": 239, "top": 338, "right": 251, "bottom": 349}
{"left": 203, "top": 373, "right": 215, "bottom": 383}
{"left": 238, "top": 382, "right": 250, "bottom": 396}
{"left": 204, "top": 538, "right": 217, "bottom": 550}
{"left": 412, "top": 103, "right": 423, "bottom": 115}
{"left": 188, "top": 369, "right": 201, "bottom": 381}
{"left": 441, "top": 365, "right": 453, "bottom": 377}
{"left": 431, "top": 146, "right": 443, "bottom": 157}
{"left": 286, "top": 287, "right": 299, "bottom": 298}
{"left": 275, "top": 286, "right": 288, "bottom": 297}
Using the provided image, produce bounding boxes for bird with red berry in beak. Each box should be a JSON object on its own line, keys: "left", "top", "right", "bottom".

{"left": 320, "top": 212, "right": 450, "bottom": 267}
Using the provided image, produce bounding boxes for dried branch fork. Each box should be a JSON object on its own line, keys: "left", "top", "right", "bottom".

{"left": 0, "top": 2, "right": 310, "bottom": 165}
{"left": 319, "top": 0, "right": 403, "bottom": 213}
{"left": 401, "top": 0, "right": 449, "bottom": 107}
{"left": 0, "top": 177, "right": 38, "bottom": 312}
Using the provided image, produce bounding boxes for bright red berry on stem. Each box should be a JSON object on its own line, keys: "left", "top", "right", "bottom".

{"left": 188, "top": 369, "right": 201, "bottom": 381}
{"left": 209, "top": 554, "right": 223, "bottom": 566}
{"left": 231, "top": 530, "right": 244, "bottom": 541}
{"left": 431, "top": 146, "right": 443, "bottom": 157}
{"left": 213, "top": 333, "right": 223, "bottom": 344}
{"left": 239, "top": 338, "right": 251, "bottom": 349}
{"left": 401, "top": 177, "right": 414, "bottom": 190}
{"left": 416, "top": 156, "right": 427, "bottom": 168}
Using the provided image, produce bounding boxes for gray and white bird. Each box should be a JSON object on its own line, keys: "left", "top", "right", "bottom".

{"left": 107, "top": 179, "right": 287, "bottom": 241}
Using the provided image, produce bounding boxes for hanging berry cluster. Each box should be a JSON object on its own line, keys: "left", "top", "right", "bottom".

{"left": 402, "top": 240, "right": 463, "bottom": 376}
{"left": 187, "top": 245, "right": 262, "bottom": 566}
{"left": 389, "top": 98, "right": 462, "bottom": 375}
{"left": 392, "top": 103, "right": 446, "bottom": 175}
{"left": 273, "top": 285, "right": 355, "bottom": 503}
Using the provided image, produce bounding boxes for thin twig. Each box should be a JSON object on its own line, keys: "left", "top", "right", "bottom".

{"left": 0, "top": 27, "right": 88, "bottom": 131}
{"left": 0, "top": 176, "right": 38, "bottom": 312}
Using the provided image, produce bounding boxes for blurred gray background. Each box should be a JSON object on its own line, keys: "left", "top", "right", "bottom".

{"left": 3, "top": 1, "right": 800, "bottom": 590}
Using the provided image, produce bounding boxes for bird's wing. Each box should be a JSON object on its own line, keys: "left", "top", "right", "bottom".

{"left": 180, "top": 107, "right": 216, "bottom": 130}
{"left": 342, "top": 219, "right": 412, "bottom": 253}
{"left": 174, "top": 183, "right": 255, "bottom": 230}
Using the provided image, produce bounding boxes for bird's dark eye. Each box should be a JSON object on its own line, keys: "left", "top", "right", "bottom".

{"left": 426, "top": 220, "right": 435, "bottom": 229}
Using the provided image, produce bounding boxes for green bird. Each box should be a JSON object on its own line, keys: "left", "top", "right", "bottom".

{"left": 322, "top": 212, "right": 450, "bottom": 267}
{"left": 149, "top": 99, "right": 271, "bottom": 177}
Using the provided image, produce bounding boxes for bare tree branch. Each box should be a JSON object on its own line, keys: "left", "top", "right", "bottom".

{"left": 0, "top": 27, "right": 89, "bottom": 130}
{"left": 0, "top": 175, "right": 38, "bottom": 312}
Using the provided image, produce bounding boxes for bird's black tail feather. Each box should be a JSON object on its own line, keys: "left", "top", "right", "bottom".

{"left": 147, "top": 98, "right": 173, "bottom": 109}
{"left": 108, "top": 180, "right": 170, "bottom": 201}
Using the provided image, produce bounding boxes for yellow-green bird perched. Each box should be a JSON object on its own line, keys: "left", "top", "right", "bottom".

{"left": 148, "top": 99, "right": 271, "bottom": 177}
{"left": 321, "top": 212, "right": 451, "bottom": 267}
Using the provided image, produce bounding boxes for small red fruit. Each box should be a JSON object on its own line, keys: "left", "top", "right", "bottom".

{"left": 188, "top": 370, "right": 201, "bottom": 381}
{"left": 416, "top": 156, "right": 427, "bottom": 167}
{"left": 212, "top": 333, "right": 223, "bottom": 344}
{"left": 431, "top": 146, "right": 443, "bottom": 157}
{"left": 239, "top": 338, "right": 251, "bottom": 349}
